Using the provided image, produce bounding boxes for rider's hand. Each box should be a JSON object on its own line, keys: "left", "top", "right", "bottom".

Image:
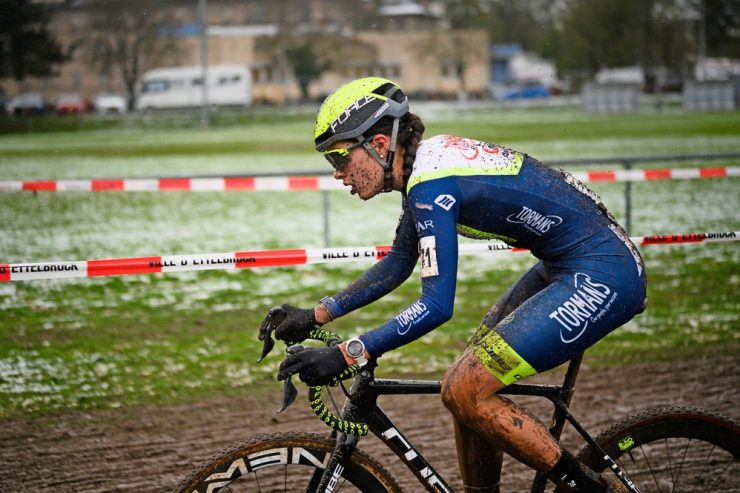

{"left": 276, "top": 346, "right": 348, "bottom": 387}
{"left": 258, "top": 304, "right": 321, "bottom": 344}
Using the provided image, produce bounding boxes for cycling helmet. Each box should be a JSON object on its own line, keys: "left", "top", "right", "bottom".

{"left": 314, "top": 77, "right": 409, "bottom": 192}
{"left": 314, "top": 77, "right": 409, "bottom": 151}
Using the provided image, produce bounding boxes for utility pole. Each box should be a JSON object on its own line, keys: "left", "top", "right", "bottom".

{"left": 198, "top": 0, "right": 210, "bottom": 127}
{"left": 698, "top": 0, "right": 707, "bottom": 81}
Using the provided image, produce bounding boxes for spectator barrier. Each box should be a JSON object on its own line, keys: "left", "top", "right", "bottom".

{"left": 1, "top": 231, "right": 737, "bottom": 282}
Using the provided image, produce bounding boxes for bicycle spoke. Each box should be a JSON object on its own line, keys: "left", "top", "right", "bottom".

{"left": 702, "top": 453, "right": 734, "bottom": 493}
{"left": 670, "top": 438, "right": 690, "bottom": 493}
{"left": 637, "top": 444, "right": 662, "bottom": 492}
{"left": 663, "top": 438, "right": 676, "bottom": 488}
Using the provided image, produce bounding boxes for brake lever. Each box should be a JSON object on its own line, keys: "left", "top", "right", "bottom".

{"left": 257, "top": 307, "right": 287, "bottom": 362}
{"left": 258, "top": 334, "right": 275, "bottom": 363}
{"left": 277, "top": 377, "right": 298, "bottom": 413}
{"left": 275, "top": 344, "right": 304, "bottom": 413}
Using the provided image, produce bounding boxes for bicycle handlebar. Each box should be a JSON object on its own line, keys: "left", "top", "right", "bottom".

{"left": 260, "top": 324, "right": 369, "bottom": 436}
{"left": 302, "top": 328, "right": 369, "bottom": 436}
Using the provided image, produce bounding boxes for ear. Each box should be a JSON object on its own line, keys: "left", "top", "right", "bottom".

{"left": 370, "top": 134, "right": 390, "bottom": 155}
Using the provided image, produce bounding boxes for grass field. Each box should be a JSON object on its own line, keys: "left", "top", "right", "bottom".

{"left": 0, "top": 105, "right": 738, "bottom": 418}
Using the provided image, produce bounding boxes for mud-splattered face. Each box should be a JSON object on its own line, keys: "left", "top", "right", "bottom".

{"left": 329, "top": 141, "right": 385, "bottom": 200}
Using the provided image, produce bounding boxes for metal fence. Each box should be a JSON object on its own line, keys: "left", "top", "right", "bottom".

{"left": 683, "top": 81, "right": 736, "bottom": 111}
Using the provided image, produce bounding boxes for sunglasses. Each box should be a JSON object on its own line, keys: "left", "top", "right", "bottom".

{"left": 323, "top": 140, "right": 368, "bottom": 171}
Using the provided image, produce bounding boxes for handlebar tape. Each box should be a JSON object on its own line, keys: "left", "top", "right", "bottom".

{"left": 308, "top": 366, "right": 369, "bottom": 436}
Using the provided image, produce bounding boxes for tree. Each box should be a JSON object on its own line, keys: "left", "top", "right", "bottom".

{"left": 446, "top": 0, "right": 561, "bottom": 53}
{"left": 0, "top": 0, "right": 69, "bottom": 86}
{"left": 81, "top": 0, "right": 182, "bottom": 110}
{"left": 703, "top": 0, "right": 740, "bottom": 58}
{"left": 285, "top": 43, "right": 330, "bottom": 101}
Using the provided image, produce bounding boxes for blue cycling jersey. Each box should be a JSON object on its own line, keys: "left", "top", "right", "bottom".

{"left": 322, "top": 135, "right": 646, "bottom": 371}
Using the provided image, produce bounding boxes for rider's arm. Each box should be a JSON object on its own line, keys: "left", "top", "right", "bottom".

{"left": 361, "top": 178, "right": 460, "bottom": 357}
{"left": 315, "top": 196, "right": 420, "bottom": 324}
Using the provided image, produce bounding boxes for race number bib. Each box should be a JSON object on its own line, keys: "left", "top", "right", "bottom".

{"left": 419, "top": 236, "right": 439, "bottom": 278}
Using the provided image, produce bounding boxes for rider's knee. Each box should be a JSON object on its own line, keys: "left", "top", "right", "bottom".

{"left": 441, "top": 361, "right": 466, "bottom": 416}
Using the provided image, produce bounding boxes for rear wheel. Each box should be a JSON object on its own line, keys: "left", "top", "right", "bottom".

{"left": 176, "top": 432, "right": 401, "bottom": 492}
{"left": 576, "top": 406, "right": 740, "bottom": 492}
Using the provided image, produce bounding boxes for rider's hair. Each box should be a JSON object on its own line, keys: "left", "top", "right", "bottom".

{"left": 363, "top": 112, "right": 426, "bottom": 187}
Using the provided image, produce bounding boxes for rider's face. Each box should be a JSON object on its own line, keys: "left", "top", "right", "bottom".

{"left": 329, "top": 140, "right": 385, "bottom": 200}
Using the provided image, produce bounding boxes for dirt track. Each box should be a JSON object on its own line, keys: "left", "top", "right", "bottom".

{"left": 1, "top": 355, "right": 738, "bottom": 493}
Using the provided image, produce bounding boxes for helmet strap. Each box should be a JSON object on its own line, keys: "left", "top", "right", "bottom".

{"left": 382, "top": 117, "right": 400, "bottom": 192}
{"left": 361, "top": 117, "right": 401, "bottom": 193}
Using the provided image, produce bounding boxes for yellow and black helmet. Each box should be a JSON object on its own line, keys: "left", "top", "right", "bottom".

{"left": 313, "top": 77, "right": 409, "bottom": 152}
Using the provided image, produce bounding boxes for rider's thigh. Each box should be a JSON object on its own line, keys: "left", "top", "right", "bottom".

{"left": 478, "top": 264, "right": 645, "bottom": 383}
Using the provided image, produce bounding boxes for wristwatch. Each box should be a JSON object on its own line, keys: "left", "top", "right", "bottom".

{"left": 344, "top": 337, "right": 369, "bottom": 367}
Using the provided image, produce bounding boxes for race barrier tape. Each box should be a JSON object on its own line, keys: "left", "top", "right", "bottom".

{"left": 1, "top": 167, "right": 738, "bottom": 192}
{"left": 1, "top": 231, "right": 737, "bottom": 282}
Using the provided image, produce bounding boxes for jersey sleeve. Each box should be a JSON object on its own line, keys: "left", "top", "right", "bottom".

{"left": 322, "top": 196, "right": 420, "bottom": 319}
{"left": 362, "top": 177, "right": 461, "bottom": 357}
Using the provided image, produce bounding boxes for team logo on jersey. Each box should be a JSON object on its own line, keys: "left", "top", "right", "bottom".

{"left": 548, "top": 273, "right": 618, "bottom": 344}
{"left": 506, "top": 206, "right": 562, "bottom": 235}
{"left": 434, "top": 194, "right": 456, "bottom": 211}
{"left": 395, "top": 300, "right": 430, "bottom": 335}
{"left": 415, "top": 220, "right": 434, "bottom": 232}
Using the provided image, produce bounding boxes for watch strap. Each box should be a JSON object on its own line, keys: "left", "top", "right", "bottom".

{"left": 339, "top": 338, "right": 370, "bottom": 367}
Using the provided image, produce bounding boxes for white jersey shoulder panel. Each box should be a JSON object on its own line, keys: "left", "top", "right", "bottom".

{"left": 407, "top": 135, "right": 524, "bottom": 192}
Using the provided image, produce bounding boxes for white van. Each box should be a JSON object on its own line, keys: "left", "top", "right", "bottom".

{"left": 136, "top": 65, "right": 251, "bottom": 111}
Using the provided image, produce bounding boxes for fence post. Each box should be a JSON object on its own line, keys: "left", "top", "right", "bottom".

{"left": 322, "top": 191, "right": 331, "bottom": 247}
{"left": 623, "top": 159, "right": 633, "bottom": 234}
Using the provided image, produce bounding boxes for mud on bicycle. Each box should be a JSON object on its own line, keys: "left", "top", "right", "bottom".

{"left": 175, "top": 327, "right": 740, "bottom": 493}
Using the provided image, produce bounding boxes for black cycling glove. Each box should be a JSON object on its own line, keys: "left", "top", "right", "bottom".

{"left": 258, "top": 304, "right": 321, "bottom": 344}
{"left": 276, "top": 346, "right": 348, "bottom": 387}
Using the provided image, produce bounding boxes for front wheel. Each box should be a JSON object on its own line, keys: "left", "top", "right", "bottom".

{"left": 175, "top": 432, "right": 401, "bottom": 492}
{"left": 576, "top": 406, "right": 740, "bottom": 492}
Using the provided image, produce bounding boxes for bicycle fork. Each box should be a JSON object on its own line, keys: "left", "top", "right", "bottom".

{"left": 307, "top": 431, "right": 359, "bottom": 493}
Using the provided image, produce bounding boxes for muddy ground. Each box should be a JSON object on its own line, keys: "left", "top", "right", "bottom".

{"left": 1, "top": 355, "right": 737, "bottom": 493}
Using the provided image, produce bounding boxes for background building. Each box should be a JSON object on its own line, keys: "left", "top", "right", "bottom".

{"left": 3, "top": 0, "right": 489, "bottom": 107}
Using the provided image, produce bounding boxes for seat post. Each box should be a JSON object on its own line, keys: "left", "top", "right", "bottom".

{"left": 550, "top": 352, "right": 584, "bottom": 439}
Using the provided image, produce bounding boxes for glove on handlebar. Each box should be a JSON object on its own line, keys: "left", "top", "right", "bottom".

{"left": 276, "top": 346, "right": 348, "bottom": 387}
{"left": 258, "top": 304, "right": 321, "bottom": 344}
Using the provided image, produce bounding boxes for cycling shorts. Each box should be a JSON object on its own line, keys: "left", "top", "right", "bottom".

{"left": 470, "top": 227, "right": 647, "bottom": 385}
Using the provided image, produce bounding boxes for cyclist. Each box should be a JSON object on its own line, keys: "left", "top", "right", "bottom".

{"left": 261, "top": 77, "right": 646, "bottom": 493}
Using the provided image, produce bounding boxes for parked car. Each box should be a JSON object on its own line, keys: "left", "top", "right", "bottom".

{"left": 6, "top": 93, "right": 46, "bottom": 116}
{"left": 497, "top": 83, "right": 550, "bottom": 101}
{"left": 94, "top": 93, "right": 127, "bottom": 114}
{"left": 55, "top": 94, "right": 90, "bottom": 115}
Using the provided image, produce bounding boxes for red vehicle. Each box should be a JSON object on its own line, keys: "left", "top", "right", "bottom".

{"left": 55, "top": 94, "right": 90, "bottom": 114}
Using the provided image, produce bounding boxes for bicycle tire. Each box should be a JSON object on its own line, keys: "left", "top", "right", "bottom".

{"left": 575, "top": 406, "right": 740, "bottom": 492}
{"left": 175, "top": 432, "right": 402, "bottom": 493}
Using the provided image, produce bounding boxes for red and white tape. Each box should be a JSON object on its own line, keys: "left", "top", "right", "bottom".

{"left": 1, "top": 231, "right": 737, "bottom": 282}
{"left": 1, "top": 167, "right": 738, "bottom": 192}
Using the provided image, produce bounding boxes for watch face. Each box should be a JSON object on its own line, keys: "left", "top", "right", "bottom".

{"left": 347, "top": 340, "right": 364, "bottom": 357}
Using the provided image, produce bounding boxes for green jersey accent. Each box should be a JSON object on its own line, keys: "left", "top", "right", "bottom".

{"left": 472, "top": 327, "right": 537, "bottom": 385}
{"left": 456, "top": 224, "right": 516, "bottom": 243}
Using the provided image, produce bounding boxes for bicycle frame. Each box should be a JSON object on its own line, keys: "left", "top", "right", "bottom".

{"left": 311, "top": 352, "right": 641, "bottom": 493}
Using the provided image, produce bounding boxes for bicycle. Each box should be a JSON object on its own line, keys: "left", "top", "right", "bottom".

{"left": 176, "top": 329, "right": 740, "bottom": 492}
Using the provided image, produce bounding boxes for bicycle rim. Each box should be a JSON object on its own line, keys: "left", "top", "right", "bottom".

{"left": 577, "top": 406, "right": 740, "bottom": 492}
{"left": 176, "top": 432, "right": 401, "bottom": 493}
